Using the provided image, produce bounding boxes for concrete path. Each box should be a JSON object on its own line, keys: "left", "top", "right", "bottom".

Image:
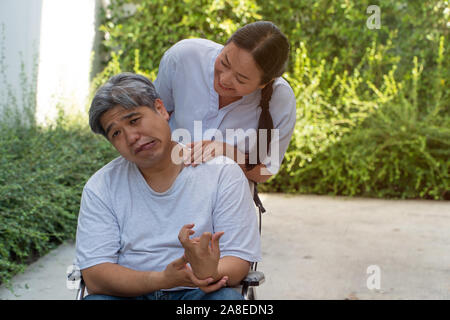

{"left": 1, "top": 194, "right": 449, "bottom": 300}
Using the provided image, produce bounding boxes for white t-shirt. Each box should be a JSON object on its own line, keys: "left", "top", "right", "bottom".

{"left": 75, "top": 155, "right": 262, "bottom": 286}
{"left": 154, "top": 38, "right": 297, "bottom": 174}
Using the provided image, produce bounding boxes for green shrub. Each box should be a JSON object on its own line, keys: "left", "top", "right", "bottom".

{"left": 262, "top": 37, "right": 449, "bottom": 199}
{"left": 0, "top": 116, "right": 117, "bottom": 285}
{"left": 95, "top": 0, "right": 449, "bottom": 199}
{"left": 92, "top": 0, "right": 261, "bottom": 91}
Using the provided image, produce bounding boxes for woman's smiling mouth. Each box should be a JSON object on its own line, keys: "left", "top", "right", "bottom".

{"left": 218, "top": 80, "right": 234, "bottom": 91}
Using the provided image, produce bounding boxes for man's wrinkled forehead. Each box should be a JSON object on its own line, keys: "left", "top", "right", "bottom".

{"left": 101, "top": 106, "right": 141, "bottom": 137}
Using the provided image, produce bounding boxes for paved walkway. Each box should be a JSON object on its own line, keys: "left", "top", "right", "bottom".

{"left": 1, "top": 194, "right": 449, "bottom": 300}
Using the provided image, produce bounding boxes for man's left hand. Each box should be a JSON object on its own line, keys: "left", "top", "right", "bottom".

{"left": 178, "top": 224, "right": 224, "bottom": 281}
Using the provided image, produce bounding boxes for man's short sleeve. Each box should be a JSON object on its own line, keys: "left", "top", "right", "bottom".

{"left": 75, "top": 187, "right": 121, "bottom": 270}
{"left": 211, "top": 160, "right": 262, "bottom": 263}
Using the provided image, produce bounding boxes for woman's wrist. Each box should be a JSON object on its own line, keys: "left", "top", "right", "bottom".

{"left": 222, "top": 142, "right": 246, "bottom": 165}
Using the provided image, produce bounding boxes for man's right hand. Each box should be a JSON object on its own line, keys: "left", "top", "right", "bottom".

{"left": 162, "top": 255, "right": 227, "bottom": 291}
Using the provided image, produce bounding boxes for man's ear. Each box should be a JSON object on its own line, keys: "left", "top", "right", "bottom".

{"left": 153, "top": 98, "right": 170, "bottom": 121}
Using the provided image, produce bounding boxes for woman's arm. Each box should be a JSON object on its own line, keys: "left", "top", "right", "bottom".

{"left": 238, "top": 162, "right": 272, "bottom": 184}
{"left": 186, "top": 141, "right": 273, "bottom": 183}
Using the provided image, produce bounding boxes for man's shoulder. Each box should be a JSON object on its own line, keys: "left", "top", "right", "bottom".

{"left": 84, "top": 156, "right": 130, "bottom": 192}
{"left": 201, "top": 156, "right": 246, "bottom": 185}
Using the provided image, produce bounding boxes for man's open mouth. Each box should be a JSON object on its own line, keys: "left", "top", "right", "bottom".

{"left": 135, "top": 139, "right": 157, "bottom": 154}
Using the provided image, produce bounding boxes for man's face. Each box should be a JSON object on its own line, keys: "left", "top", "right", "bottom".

{"left": 100, "top": 100, "right": 171, "bottom": 169}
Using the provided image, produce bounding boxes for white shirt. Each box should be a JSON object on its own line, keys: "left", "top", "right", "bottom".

{"left": 75, "top": 155, "right": 261, "bottom": 290}
{"left": 154, "top": 38, "right": 296, "bottom": 174}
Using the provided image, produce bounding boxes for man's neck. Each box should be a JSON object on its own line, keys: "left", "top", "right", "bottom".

{"left": 138, "top": 142, "right": 184, "bottom": 193}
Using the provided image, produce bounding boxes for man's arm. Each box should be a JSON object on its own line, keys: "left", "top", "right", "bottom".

{"left": 82, "top": 263, "right": 164, "bottom": 297}
{"left": 217, "top": 256, "right": 251, "bottom": 287}
{"left": 82, "top": 256, "right": 218, "bottom": 297}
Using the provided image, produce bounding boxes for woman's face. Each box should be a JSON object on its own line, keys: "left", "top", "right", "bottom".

{"left": 214, "top": 42, "right": 266, "bottom": 98}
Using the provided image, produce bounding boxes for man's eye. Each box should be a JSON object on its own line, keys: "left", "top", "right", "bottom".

{"left": 130, "top": 118, "right": 140, "bottom": 125}
{"left": 112, "top": 130, "right": 120, "bottom": 138}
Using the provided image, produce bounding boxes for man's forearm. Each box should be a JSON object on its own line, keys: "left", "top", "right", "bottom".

{"left": 81, "top": 263, "right": 165, "bottom": 297}
{"left": 217, "top": 256, "right": 251, "bottom": 287}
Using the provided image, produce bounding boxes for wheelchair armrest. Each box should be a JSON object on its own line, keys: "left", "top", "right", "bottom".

{"left": 241, "top": 270, "right": 265, "bottom": 287}
{"left": 67, "top": 265, "right": 82, "bottom": 290}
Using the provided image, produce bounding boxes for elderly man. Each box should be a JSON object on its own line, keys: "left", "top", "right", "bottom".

{"left": 75, "top": 73, "right": 261, "bottom": 300}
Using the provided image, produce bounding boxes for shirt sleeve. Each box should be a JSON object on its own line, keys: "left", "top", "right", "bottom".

{"left": 263, "top": 82, "right": 297, "bottom": 175}
{"left": 154, "top": 49, "right": 177, "bottom": 113}
{"left": 212, "top": 160, "right": 262, "bottom": 263}
{"left": 75, "top": 186, "right": 121, "bottom": 270}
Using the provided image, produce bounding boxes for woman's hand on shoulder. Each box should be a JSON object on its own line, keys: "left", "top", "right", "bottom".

{"left": 185, "top": 140, "right": 226, "bottom": 167}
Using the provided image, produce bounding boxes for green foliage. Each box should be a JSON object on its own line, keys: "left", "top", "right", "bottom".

{"left": 262, "top": 35, "right": 449, "bottom": 199}
{"left": 91, "top": 0, "right": 261, "bottom": 89}
{"left": 0, "top": 115, "right": 117, "bottom": 285}
{"left": 95, "top": 0, "right": 449, "bottom": 199}
{"left": 0, "top": 0, "right": 448, "bottom": 286}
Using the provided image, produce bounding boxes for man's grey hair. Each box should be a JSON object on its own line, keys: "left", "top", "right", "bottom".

{"left": 89, "top": 72, "right": 160, "bottom": 137}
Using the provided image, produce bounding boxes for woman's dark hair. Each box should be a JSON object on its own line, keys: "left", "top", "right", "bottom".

{"left": 226, "top": 21, "right": 290, "bottom": 170}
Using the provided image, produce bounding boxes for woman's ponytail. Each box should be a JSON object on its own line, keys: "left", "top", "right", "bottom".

{"left": 228, "top": 21, "right": 289, "bottom": 171}
{"left": 246, "top": 80, "right": 274, "bottom": 171}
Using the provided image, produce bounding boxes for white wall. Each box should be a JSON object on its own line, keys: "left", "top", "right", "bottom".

{"left": 0, "top": 0, "right": 100, "bottom": 124}
{"left": 0, "top": 0, "right": 42, "bottom": 117}
{"left": 36, "top": 0, "right": 98, "bottom": 124}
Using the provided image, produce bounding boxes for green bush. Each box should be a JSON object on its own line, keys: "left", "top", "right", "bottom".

{"left": 0, "top": 116, "right": 117, "bottom": 285}
{"left": 262, "top": 37, "right": 449, "bottom": 199}
{"left": 91, "top": 0, "right": 261, "bottom": 91}
{"left": 95, "top": 0, "right": 449, "bottom": 199}
{"left": 0, "top": 0, "right": 448, "bottom": 285}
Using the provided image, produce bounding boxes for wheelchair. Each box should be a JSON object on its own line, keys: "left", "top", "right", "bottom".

{"left": 68, "top": 185, "right": 266, "bottom": 300}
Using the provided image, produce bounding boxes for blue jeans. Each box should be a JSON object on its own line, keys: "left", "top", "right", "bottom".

{"left": 84, "top": 288, "right": 243, "bottom": 300}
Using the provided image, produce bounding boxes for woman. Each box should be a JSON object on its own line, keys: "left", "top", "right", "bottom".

{"left": 154, "top": 21, "right": 296, "bottom": 183}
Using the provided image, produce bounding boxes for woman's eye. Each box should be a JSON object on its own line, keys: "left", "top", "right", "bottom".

{"left": 221, "top": 60, "right": 229, "bottom": 68}
{"left": 236, "top": 78, "right": 245, "bottom": 84}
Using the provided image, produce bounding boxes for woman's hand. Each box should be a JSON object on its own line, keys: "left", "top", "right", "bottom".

{"left": 185, "top": 141, "right": 226, "bottom": 167}
{"left": 178, "top": 224, "right": 224, "bottom": 281}
{"left": 184, "top": 140, "right": 273, "bottom": 183}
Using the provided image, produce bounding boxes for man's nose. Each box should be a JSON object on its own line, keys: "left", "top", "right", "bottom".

{"left": 124, "top": 127, "right": 140, "bottom": 146}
